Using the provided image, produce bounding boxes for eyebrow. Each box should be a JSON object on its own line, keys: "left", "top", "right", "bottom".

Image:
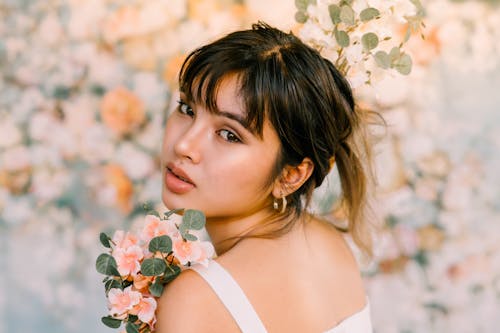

{"left": 215, "top": 110, "right": 251, "bottom": 130}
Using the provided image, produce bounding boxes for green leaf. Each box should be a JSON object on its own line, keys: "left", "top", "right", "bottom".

{"left": 374, "top": 51, "right": 391, "bottom": 69}
{"left": 101, "top": 316, "right": 122, "bottom": 329}
{"left": 389, "top": 47, "right": 401, "bottom": 61}
{"left": 328, "top": 4, "right": 341, "bottom": 24}
{"left": 361, "top": 32, "right": 379, "bottom": 51}
{"left": 393, "top": 53, "right": 412, "bottom": 75}
{"left": 295, "top": 11, "right": 308, "bottom": 24}
{"left": 334, "top": 29, "right": 350, "bottom": 48}
{"left": 149, "top": 235, "right": 172, "bottom": 253}
{"left": 96, "top": 254, "right": 120, "bottom": 276}
{"left": 339, "top": 5, "right": 355, "bottom": 25}
{"left": 141, "top": 258, "right": 167, "bottom": 276}
{"left": 146, "top": 210, "right": 160, "bottom": 218}
{"left": 99, "top": 233, "right": 111, "bottom": 248}
{"left": 181, "top": 209, "right": 205, "bottom": 230}
{"left": 126, "top": 322, "right": 140, "bottom": 333}
{"left": 183, "top": 233, "right": 198, "bottom": 242}
{"left": 149, "top": 280, "right": 164, "bottom": 297}
{"left": 295, "top": 0, "right": 308, "bottom": 11}
{"left": 164, "top": 208, "right": 184, "bottom": 219}
{"left": 104, "top": 278, "right": 123, "bottom": 293}
{"left": 128, "top": 315, "right": 138, "bottom": 323}
{"left": 163, "top": 265, "right": 182, "bottom": 283}
{"left": 359, "top": 7, "right": 380, "bottom": 22}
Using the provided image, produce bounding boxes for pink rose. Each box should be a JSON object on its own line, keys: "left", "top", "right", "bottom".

{"left": 173, "top": 238, "right": 215, "bottom": 266}
{"left": 108, "top": 286, "right": 141, "bottom": 317}
{"left": 141, "top": 215, "right": 178, "bottom": 244}
{"left": 113, "top": 245, "right": 144, "bottom": 276}
{"left": 112, "top": 230, "right": 139, "bottom": 249}
{"left": 131, "top": 296, "right": 157, "bottom": 324}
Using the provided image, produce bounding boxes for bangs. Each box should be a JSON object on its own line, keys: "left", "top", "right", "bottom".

{"left": 178, "top": 45, "right": 268, "bottom": 137}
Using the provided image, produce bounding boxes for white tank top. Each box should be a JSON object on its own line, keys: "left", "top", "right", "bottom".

{"left": 189, "top": 260, "right": 373, "bottom": 333}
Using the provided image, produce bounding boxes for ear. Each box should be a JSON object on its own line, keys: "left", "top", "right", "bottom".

{"left": 272, "top": 157, "right": 314, "bottom": 198}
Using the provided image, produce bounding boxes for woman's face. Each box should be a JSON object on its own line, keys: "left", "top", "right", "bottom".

{"left": 161, "top": 75, "right": 281, "bottom": 220}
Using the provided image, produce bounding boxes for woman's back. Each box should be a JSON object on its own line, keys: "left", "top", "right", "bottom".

{"left": 157, "top": 217, "right": 368, "bottom": 333}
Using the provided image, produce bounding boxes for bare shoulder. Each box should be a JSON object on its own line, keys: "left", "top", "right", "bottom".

{"left": 305, "top": 217, "right": 367, "bottom": 312}
{"left": 155, "top": 269, "right": 231, "bottom": 333}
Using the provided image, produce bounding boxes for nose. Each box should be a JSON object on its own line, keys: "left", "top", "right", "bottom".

{"left": 173, "top": 121, "right": 204, "bottom": 164}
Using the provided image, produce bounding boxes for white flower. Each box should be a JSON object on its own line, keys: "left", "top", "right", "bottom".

{"left": 1, "top": 146, "right": 31, "bottom": 171}
{"left": 37, "top": 13, "right": 64, "bottom": 46}
{"left": 31, "top": 168, "right": 71, "bottom": 202}
{"left": 115, "top": 143, "right": 155, "bottom": 180}
{"left": 0, "top": 117, "right": 22, "bottom": 148}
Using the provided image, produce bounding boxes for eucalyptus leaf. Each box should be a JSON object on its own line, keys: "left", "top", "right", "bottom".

{"left": 360, "top": 7, "right": 380, "bottom": 22}
{"left": 149, "top": 281, "right": 164, "bottom": 297}
{"left": 334, "top": 29, "right": 350, "bottom": 47}
{"left": 101, "top": 316, "right": 122, "bottom": 329}
{"left": 182, "top": 233, "right": 198, "bottom": 242}
{"left": 149, "top": 235, "right": 172, "bottom": 253}
{"left": 393, "top": 53, "right": 412, "bottom": 75}
{"left": 340, "top": 5, "right": 355, "bottom": 25}
{"left": 361, "top": 32, "right": 379, "bottom": 51}
{"left": 295, "top": 0, "right": 309, "bottom": 11}
{"left": 328, "top": 4, "right": 341, "bottom": 24}
{"left": 389, "top": 47, "right": 401, "bottom": 61}
{"left": 295, "top": 11, "right": 308, "bottom": 24}
{"left": 374, "top": 51, "right": 391, "bottom": 69}
{"left": 163, "top": 265, "right": 182, "bottom": 283}
{"left": 126, "top": 322, "right": 140, "bottom": 333}
{"left": 164, "top": 208, "right": 184, "bottom": 219}
{"left": 105, "top": 278, "right": 123, "bottom": 293}
{"left": 96, "top": 253, "right": 120, "bottom": 276}
{"left": 141, "top": 258, "right": 167, "bottom": 276}
{"left": 128, "top": 315, "right": 139, "bottom": 323}
{"left": 99, "top": 233, "right": 111, "bottom": 248}
{"left": 181, "top": 209, "right": 205, "bottom": 230}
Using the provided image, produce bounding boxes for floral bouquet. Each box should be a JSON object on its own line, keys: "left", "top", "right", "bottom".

{"left": 95, "top": 208, "right": 215, "bottom": 333}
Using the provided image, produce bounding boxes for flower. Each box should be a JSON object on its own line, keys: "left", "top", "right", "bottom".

{"left": 131, "top": 296, "right": 157, "bottom": 324}
{"left": 108, "top": 286, "right": 142, "bottom": 318}
{"left": 113, "top": 245, "right": 144, "bottom": 277}
{"left": 100, "top": 87, "right": 146, "bottom": 136}
{"left": 141, "top": 214, "right": 179, "bottom": 244}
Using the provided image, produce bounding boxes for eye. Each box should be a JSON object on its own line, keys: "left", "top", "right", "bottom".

{"left": 177, "top": 100, "right": 194, "bottom": 117}
{"left": 217, "top": 129, "right": 241, "bottom": 143}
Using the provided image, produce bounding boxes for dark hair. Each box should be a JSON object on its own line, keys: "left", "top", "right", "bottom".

{"left": 178, "top": 22, "right": 377, "bottom": 255}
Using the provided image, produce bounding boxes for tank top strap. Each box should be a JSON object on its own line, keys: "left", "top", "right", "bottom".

{"left": 188, "top": 260, "right": 268, "bottom": 333}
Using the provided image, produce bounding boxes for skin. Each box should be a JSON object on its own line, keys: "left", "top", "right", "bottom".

{"left": 157, "top": 75, "right": 366, "bottom": 332}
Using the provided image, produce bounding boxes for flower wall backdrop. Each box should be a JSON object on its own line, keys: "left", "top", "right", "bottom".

{"left": 0, "top": 0, "right": 499, "bottom": 332}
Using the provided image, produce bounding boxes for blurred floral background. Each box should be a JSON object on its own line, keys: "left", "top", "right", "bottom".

{"left": 1, "top": 0, "right": 499, "bottom": 332}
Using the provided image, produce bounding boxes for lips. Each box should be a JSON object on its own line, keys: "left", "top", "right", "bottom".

{"left": 164, "top": 163, "right": 195, "bottom": 194}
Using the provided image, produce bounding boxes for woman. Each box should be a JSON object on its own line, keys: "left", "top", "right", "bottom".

{"left": 157, "top": 22, "right": 375, "bottom": 333}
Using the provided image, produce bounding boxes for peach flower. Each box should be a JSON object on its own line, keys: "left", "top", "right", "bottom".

{"left": 103, "top": 164, "right": 134, "bottom": 213}
{"left": 133, "top": 274, "right": 154, "bottom": 293}
{"left": 113, "top": 245, "right": 144, "bottom": 276}
{"left": 108, "top": 286, "right": 141, "bottom": 317}
{"left": 112, "top": 230, "right": 139, "bottom": 249}
{"left": 100, "top": 87, "right": 145, "bottom": 136}
{"left": 173, "top": 238, "right": 215, "bottom": 267}
{"left": 103, "top": 6, "right": 141, "bottom": 43}
{"left": 141, "top": 215, "right": 179, "bottom": 244}
{"left": 131, "top": 296, "right": 157, "bottom": 324}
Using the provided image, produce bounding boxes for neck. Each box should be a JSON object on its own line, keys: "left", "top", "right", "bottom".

{"left": 205, "top": 209, "right": 281, "bottom": 255}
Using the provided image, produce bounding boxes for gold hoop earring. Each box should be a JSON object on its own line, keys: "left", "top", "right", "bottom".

{"left": 273, "top": 195, "right": 287, "bottom": 213}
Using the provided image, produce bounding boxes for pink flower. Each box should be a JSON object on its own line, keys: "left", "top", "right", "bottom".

{"left": 131, "top": 296, "right": 157, "bottom": 324}
{"left": 108, "top": 286, "right": 141, "bottom": 317}
{"left": 113, "top": 245, "right": 144, "bottom": 276}
{"left": 112, "top": 230, "right": 139, "bottom": 249}
{"left": 141, "top": 214, "right": 178, "bottom": 244}
{"left": 172, "top": 238, "right": 215, "bottom": 266}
